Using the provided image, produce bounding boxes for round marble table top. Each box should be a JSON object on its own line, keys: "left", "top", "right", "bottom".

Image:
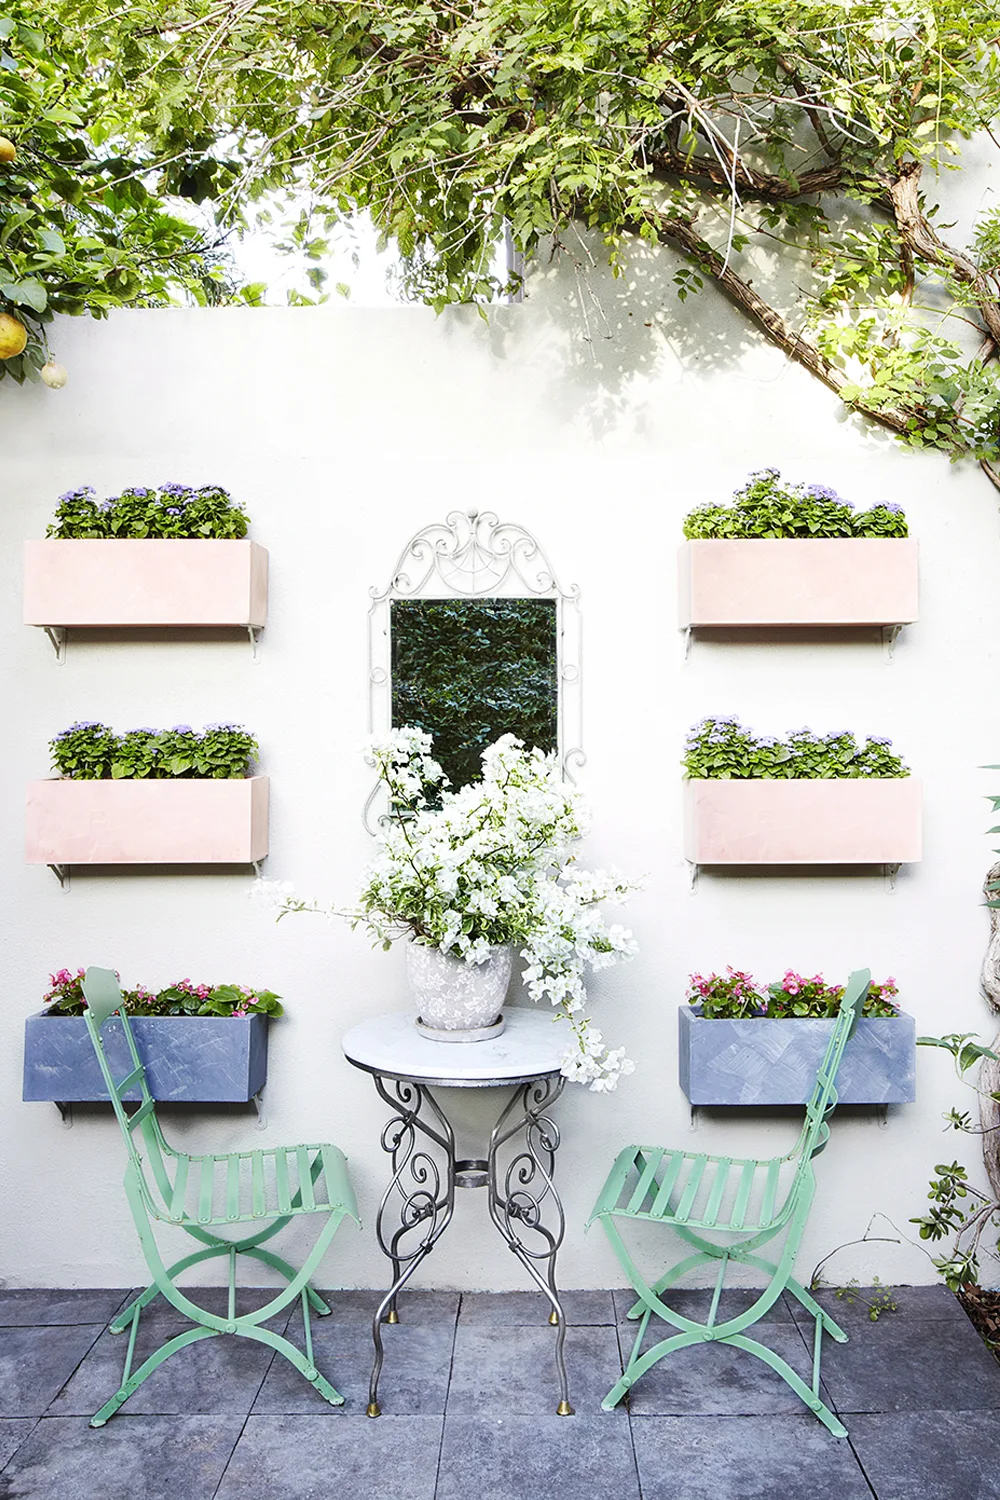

{"left": 341, "top": 1008, "right": 565, "bottom": 1088}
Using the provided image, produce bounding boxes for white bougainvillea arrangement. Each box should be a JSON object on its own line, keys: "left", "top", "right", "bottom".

{"left": 254, "top": 728, "right": 638, "bottom": 1091}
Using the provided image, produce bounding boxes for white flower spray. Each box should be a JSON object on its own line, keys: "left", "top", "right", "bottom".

{"left": 253, "top": 728, "right": 638, "bottom": 1091}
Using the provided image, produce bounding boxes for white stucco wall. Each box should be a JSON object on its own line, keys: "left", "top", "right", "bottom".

{"left": 3, "top": 255, "right": 1000, "bottom": 1292}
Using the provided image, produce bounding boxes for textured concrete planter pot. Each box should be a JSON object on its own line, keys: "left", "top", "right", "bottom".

{"left": 678, "top": 539, "right": 919, "bottom": 628}
{"left": 22, "top": 1012, "right": 269, "bottom": 1102}
{"left": 25, "top": 776, "right": 269, "bottom": 866}
{"left": 405, "top": 942, "right": 514, "bottom": 1039}
{"left": 683, "top": 777, "right": 922, "bottom": 865}
{"left": 23, "top": 540, "right": 268, "bottom": 628}
{"left": 678, "top": 1005, "right": 916, "bottom": 1105}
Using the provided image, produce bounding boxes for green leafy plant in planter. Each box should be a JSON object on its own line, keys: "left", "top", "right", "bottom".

{"left": 688, "top": 968, "right": 902, "bottom": 1019}
{"left": 49, "top": 723, "right": 258, "bottom": 780}
{"left": 46, "top": 483, "right": 249, "bottom": 539}
{"left": 44, "top": 968, "right": 283, "bottom": 1019}
{"left": 682, "top": 469, "right": 909, "bottom": 540}
{"left": 683, "top": 718, "right": 910, "bottom": 780}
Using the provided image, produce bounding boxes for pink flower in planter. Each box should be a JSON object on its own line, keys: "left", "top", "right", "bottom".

{"left": 232, "top": 1008, "right": 248, "bottom": 1018}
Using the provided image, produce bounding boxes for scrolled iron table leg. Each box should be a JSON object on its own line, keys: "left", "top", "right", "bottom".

{"left": 367, "top": 1075, "right": 456, "bottom": 1417}
{"left": 487, "top": 1075, "right": 574, "bottom": 1415}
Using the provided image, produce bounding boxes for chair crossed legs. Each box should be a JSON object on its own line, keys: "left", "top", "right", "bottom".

{"left": 81, "top": 966, "right": 359, "bottom": 1427}
{"left": 589, "top": 969, "right": 871, "bottom": 1438}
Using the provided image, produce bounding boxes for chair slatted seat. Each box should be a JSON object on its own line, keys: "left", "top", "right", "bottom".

{"left": 588, "top": 969, "right": 872, "bottom": 1439}
{"left": 80, "top": 967, "right": 359, "bottom": 1428}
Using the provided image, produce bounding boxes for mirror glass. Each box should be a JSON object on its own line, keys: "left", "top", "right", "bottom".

{"left": 390, "top": 597, "right": 558, "bottom": 790}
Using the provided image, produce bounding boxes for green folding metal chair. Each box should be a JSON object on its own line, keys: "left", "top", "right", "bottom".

{"left": 589, "top": 968, "right": 871, "bottom": 1438}
{"left": 80, "top": 966, "right": 359, "bottom": 1427}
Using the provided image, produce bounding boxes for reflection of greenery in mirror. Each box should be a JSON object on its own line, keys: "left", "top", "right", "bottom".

{"left": 391, "top": 598, "right": 558, "bottom": 791}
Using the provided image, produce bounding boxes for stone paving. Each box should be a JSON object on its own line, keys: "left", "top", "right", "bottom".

{"left": 1, "top": 1283, "right": 1000, "bottom": 1498}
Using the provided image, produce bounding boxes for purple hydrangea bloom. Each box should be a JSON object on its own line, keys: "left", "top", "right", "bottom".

{"left": 59, "top": 486, "right": 95, "bottom": 501}
{"left": 165, "top": 507, "right": 183, "bottom": 515}
{"left": 159, "top": 483, "right": 189, "bottom": 497}
{"left": 98, "top": 499, "right": 114, "bottom": 511}
{"left": 170, "top": 724, "right": 195, "bottom": 734}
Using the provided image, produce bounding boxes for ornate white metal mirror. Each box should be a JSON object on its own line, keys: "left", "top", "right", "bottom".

{"left": 366, "top": 509, "right": 583, "bottom": 831}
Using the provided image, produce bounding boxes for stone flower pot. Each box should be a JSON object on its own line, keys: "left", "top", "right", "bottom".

{"left": 25, "top": 776, "right": 269, "bottom": 867}
{"left": 23, "top": 539, "right": 268, "bottom": 628}
{"left": 678, "top": 1005, "right": 916, "bottom": 1105}
{"left": 683, "top": 777, "right": 922, "bottom": 866}
{"left": 677, "top": 539, "right": 919, "bottom": 628}
{"left": 405, "top": 942, "right": 514, "bottom": 1041}
{"left": 22, "top": 1012, "right": 269, "bottom": 1103}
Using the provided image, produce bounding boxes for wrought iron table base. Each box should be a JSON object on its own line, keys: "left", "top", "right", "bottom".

{"left": 366, "top": 1073, "right": 573, "bottom": 1418}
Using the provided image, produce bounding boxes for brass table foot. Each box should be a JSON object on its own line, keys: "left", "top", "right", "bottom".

{"left": 556, "top": 1399, "right": 575, "bottom": 1416}
{"left": 366, "top": 1402, "right": 382, "bottom": 1418}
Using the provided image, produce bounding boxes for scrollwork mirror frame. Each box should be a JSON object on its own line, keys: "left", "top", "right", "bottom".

{"left": 366, "top": 508, "right": 583, "bottom": 832}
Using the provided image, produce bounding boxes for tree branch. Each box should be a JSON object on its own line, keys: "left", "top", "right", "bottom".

{"left": 887, "top": 161, "right": 1000, "bottom": 345}
{"left": 649, "top": 149, "right": 844, "bottom": 201}
{"left": 642, "top": 207, "right": 914, "bottom": 438}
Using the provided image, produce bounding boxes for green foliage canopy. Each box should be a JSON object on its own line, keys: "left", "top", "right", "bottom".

{"left": 5, "top": 0, "right": 1000, "bottom": 485}
{"left": 0, "top": 2, "right": 261, "bottom": 383}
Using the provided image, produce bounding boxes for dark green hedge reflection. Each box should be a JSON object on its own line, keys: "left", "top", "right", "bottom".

{"left": 391, "top": 598, "right": 558, "bottom": 791}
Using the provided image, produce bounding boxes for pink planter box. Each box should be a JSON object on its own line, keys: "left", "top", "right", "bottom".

{"left": 678, "top": 539, "right": 918, "bottom": 627}
{"left": 23, "top": 540, "right": 268, "bottom": 628}
{"left": 25, "top": 777, "right": 269, "bottom": 866}
{"left": 683, "top": 777, "right": 922, "bottom": 865}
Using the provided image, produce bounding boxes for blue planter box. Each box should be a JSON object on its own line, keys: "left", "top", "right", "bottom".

{"left": 22, "top": 1012, "right": 269, "bottom": 1103}
{"left": 678, "top": 1005, "right": 916, "bottom": 1106}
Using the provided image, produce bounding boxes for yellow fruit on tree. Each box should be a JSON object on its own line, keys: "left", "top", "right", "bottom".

{"left": 0, "top": 137, "right": 16, "bottom": 164}
{"left": 0, "top": 314, "right": 27, "bottom": 359}
{"left": 40, "top": 361, "right": 68, "bottom": 389}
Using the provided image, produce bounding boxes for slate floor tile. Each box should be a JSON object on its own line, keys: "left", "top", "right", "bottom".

{"left": 0, "top": 1415, "right": 242, "bottom": 1500}
{"left": 631, "top": 1414, "right": 871, "bottom": 1500}
{"left": 788, "top": 1283, "right": 968, "bottom": 1333}
{"left": 437, "top": 1414, "right": 640, "bottom": 1500}
{"left": 46, "top": 1292, "right": 294, "bottom": 1419}
{"left": 458, "top": 1290, "right": 616, "bottom": 1326}
{"left": 850, "top": 1409, "right": 1000, "bottom": 1500}
{"left": 253, "top": 1313, "right": 455, "bottom": 1415}
{"left": 215, "top": 1414, "right": 443, "bottom": 1500}
{"left": 447, "top": 1322, "right": 624, "bottom": 1416}
{"left": 818, "top": 1315, "right": 1000, "bottom": 1414}
{"left": 612, "top": 1286, "right": 795, "bottom": 1326}
{"left": 0, "top": 1324, "right": 105, "bottom": 1417}
{"left": 616, "top": 1320, "right": 831, "bottom": 1417}
{"left": 0, "top": 1419, "right": 37, "bottom": 1470}
{"left": 0, "top": 1289, "right": 132, "bottom": 1328}
{"left": 314, "top": 1288, "right": 461, "bottom": 1328}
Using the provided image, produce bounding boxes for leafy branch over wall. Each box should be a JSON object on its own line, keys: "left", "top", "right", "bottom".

{"left": 7, "top": 1, "right": 1000, "bottom": 487}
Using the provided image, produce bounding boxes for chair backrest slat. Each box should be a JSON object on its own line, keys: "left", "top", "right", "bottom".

{"left": 802, "top": 968, "right": 870, "bottom": 1157}
{"left": 81, "top": 967, "right": 175, "bottom": 1212}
